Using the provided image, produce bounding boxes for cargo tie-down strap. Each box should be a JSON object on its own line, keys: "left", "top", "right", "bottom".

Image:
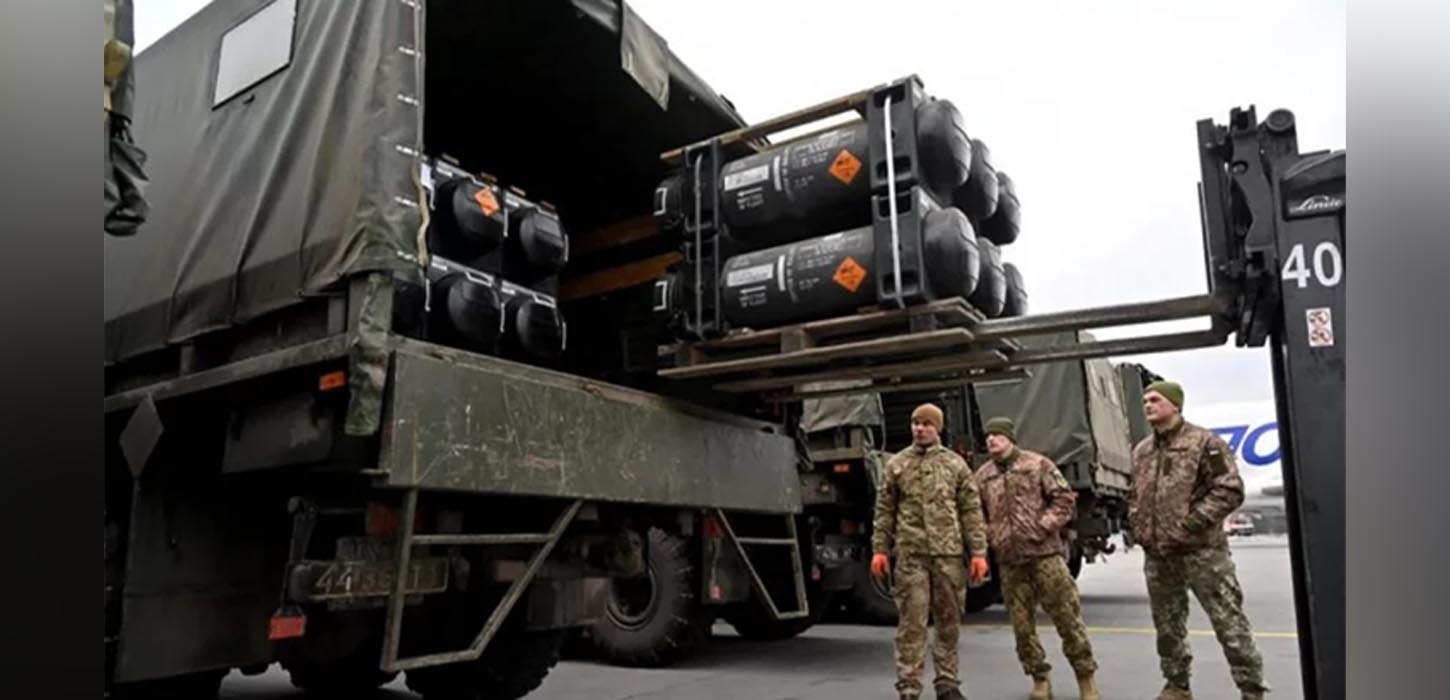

{"left": 883, "top": 93, "right": 905, "bottom": 309}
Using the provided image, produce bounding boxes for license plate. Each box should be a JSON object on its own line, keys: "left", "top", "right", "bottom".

{"left": 301, "top": 558, "right": 449, "bottom": 601}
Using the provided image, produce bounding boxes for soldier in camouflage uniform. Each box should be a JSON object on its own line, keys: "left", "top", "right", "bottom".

{"left": 974, "top": 417, "right": 1100, "bottom": 700}
{"left": 1130, "top": 381, "right": 1269, "bottom": 700}
{"left": 871, "top": 404, "right": 989, "bottom": 700}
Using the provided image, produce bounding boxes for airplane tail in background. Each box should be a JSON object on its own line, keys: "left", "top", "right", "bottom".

{"left": 1190, "top": 400, "right": 1287, "bottom": 532}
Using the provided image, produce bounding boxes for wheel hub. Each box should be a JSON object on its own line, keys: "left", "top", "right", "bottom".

{"left": 605, "top": 565, "right": 659, "bottom": 630}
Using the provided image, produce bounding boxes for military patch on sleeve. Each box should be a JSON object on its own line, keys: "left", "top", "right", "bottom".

{"left": 1206, "top": 447, "right": 1228, "bottom": 476}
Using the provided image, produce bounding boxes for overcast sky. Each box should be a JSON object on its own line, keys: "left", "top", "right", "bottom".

{"left": 134, "top": 0, "right": 1346, "bottom": 413}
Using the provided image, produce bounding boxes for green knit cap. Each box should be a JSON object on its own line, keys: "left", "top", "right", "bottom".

{"left": 984, "top": 416, "right": 1016, "bottom": 442}
{"left": 1146, "top": 380, "right": 1185, "bottom": 409}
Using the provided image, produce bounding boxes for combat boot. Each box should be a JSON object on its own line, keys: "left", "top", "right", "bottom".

{"left": 1029, "top": 676, "right": 1052, "bottom": 699}
{"left": 935, "top": 686, "right": 967, "bottom": 700}
{"left": 1076, "top": 674, "right": 1100, "bottom": 700}
{"left": 1155, "top": 683, "right": 1193, "bottom": 700}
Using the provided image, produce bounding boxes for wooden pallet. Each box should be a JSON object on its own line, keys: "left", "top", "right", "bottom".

{"left": 657, "top": 298, "right": 1023, "bottom": 398}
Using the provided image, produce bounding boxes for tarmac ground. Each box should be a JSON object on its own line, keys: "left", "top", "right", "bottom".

{"left": 221, "top": 536, "right": 1303, "bottom": 699}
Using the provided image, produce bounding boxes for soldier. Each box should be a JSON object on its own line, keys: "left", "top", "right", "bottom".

{"left": 104, "top": 0, "right": 149, "bottom": 237}
{"left": 1130, "top": 381, "right": 1269, "bottom": 700}
{"left": 871, "top": 403, "right": 990, "bottom": 700}
{"left": 974, "top": 417, "right": 1100, "bottom": 700}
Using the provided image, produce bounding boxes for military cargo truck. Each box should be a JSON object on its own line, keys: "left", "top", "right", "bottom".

{"left": 104, "top": 2, "right": 814, "bottom": 698}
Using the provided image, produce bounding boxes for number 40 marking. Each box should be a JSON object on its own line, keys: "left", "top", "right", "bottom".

{"left": 1282, "top": 242, "right": 1343, "bottom": 289}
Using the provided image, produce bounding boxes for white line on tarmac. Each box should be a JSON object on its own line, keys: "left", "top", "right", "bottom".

{"left": 962, "top": 624, "right": 1298, "bottom": 640}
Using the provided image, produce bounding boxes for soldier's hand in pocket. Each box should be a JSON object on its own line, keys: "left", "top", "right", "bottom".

{"left": 1183, "top": 512, "right": 1211, "bottom": 534}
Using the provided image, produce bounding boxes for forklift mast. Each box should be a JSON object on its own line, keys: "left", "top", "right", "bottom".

{"left": 1197, "top": 107, "right": 1346, "bottom": 700}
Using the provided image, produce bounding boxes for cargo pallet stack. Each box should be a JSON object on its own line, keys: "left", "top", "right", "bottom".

{"left": 650, "top": 76, "right": 1033, "bottom": 397}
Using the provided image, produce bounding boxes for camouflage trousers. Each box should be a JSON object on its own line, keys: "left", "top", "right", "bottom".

{"left": 1000, "top": 555, "right": 1098, "bottom": 679}
{"left": 1144, "top": 547, "right": 1268, "bottom": 692}
{"left": 893, "top": 555, "right": 966, "bottom": 696}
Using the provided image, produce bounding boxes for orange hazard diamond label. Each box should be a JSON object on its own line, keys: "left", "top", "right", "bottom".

{"left": 828, "top": 149, "right": 862, "bottom": 185}
{"left": 474, "top": 187, "right": 500, "bottom": 217}
{"left": 833, "top": 256, "right": 867, "bottom": 293}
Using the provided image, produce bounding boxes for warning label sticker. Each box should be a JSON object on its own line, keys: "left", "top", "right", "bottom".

{"left": 1306, "top": 307, "right": 1335, "bottom": 347}
{"left": 828, "top": 149, "right": 862, "bottom": 185}
{"left": 723, "top": 163, "right": 771, "bottom": 191}
{"left": 474, "top": 187, "right": 500, "bottom": 217}
{"left": 832, "top": 256, "right": 867, "bottom": 293}
{"left": 726, "top": 262, "right": 777, "bottom": 288}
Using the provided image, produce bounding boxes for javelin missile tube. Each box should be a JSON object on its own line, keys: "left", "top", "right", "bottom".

{"left": 719, "top": 207, "right": 981, "bottom": 329}
{"left": 659, "top": 99, "right": 975, "bottom": 252}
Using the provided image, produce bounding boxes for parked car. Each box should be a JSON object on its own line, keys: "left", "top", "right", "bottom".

{"left": 1225, "top": 512, "right": 1257, "bottom": 537}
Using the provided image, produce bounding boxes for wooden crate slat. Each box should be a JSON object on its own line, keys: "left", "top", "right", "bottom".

{"left": 764, "top": 369, "right": 1030, "bottom": 402}
{"left": 687, "top": 297, "right": 979, "bottom": 355}
{"left": 712, "top": 349, "right": 1009, "bottom": 393}
{"left": 657, "top": 327, "right": 975, "bottom": 380}
{"left": 660, "top": 88, "right": 871, "bottom": 164}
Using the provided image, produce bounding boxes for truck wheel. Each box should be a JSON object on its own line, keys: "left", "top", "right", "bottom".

{"left": 589, "top": 528, "right": 712, "bottom": 667}
{"left": 557, "top": 627, "right": 595, "bottom": 660}
{"left": 285, "top": 642, "right": 399, "bottom": 696}
{"left": 848, "top": 558, "right": 899, "bottom": 626}
{"left": 404, "top": 627, "right": 564, "bottom": 700}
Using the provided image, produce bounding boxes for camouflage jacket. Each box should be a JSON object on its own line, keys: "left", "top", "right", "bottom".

{"left": 973, "top": 448, "right": 1076, "bottom": 566}
{"left": 1129, "top": 419, "right": 1245, "bottom": 554}
{"left": 871, "top": 443, "right": 987, "bottom": 557}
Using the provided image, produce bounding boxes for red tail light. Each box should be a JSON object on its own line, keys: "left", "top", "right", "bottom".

{"left": 702, "top": 514, "right": 724, "bottom": 540}
{"left": 269, "top": 612, "right": 306, "bottom": 640}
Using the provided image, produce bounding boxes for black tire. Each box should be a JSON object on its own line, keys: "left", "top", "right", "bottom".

{"left": 848, "top": 558, "right": 899, "bottom": 626}
{"left": 285, "top": 641, "right": 399, "bottom": 697}
{"left": 557, "top": 627, "right": 595, "bottom": 660}
{"left": 722, "top": 581, "right": 831, "bottom": 641}
{"left": 110, "top": 670, "right": 226, "bottom": 700}
{"left": 589, "top": 528, "right": 712, "bottom": 667}
{"left": 404, "top": 628, "right": 564, "bottom": 700}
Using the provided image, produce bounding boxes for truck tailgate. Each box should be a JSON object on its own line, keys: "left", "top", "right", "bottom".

{"left": 379, "top": 340, "right": 800, "bottom": 513}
